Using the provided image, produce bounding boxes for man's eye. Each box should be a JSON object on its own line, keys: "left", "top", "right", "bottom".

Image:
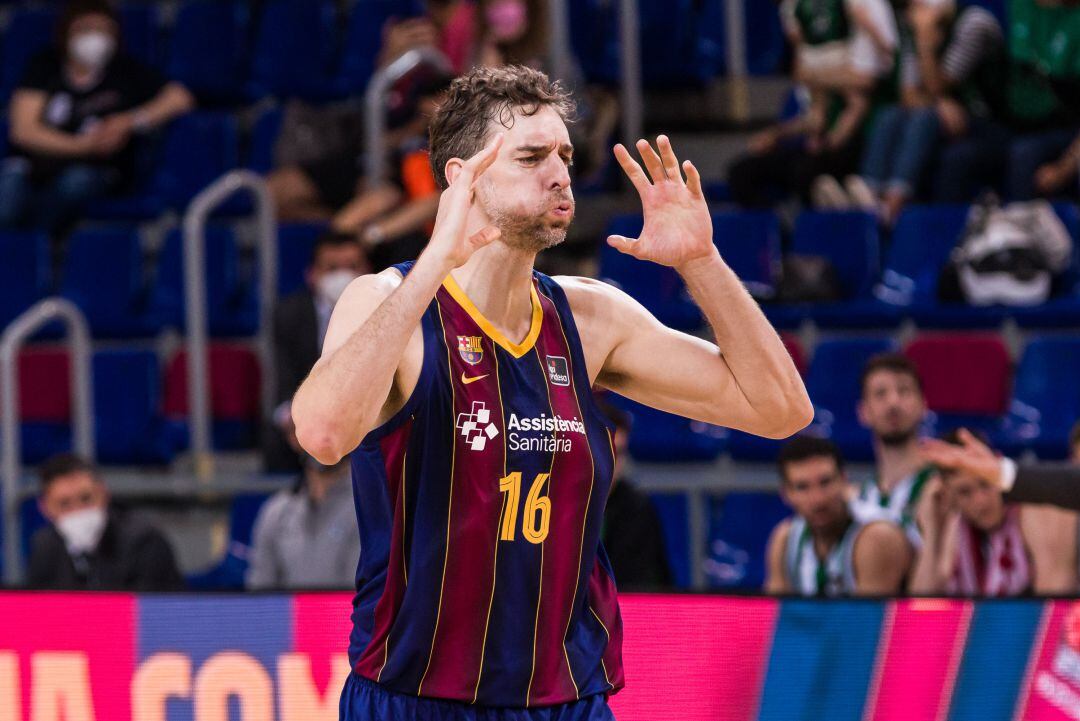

{"left": 520, "top": 157, "right": 539, "bottom": 164}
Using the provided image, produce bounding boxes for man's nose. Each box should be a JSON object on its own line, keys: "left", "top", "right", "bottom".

{"left": 547, "top": 157, "right": 571, "bottom": 190}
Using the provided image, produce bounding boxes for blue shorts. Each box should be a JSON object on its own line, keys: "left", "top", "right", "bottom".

{"left": 339, "top": 673, "right": 616, "bottom": 721}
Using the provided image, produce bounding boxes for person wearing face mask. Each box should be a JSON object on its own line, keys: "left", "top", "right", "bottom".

{"left": 26, "top": 453, "right": 184, "bottom": 591}
{"left": 263, "top": 233, "right": 369, "bottom": 473}
{"left": 0, "top": 0, "right": 194, "bottom": 233}
{"left": 247, "top": 455, "right": 361, "bottom": 590}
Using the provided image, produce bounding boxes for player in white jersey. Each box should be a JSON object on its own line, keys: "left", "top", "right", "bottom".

{"left": 766, "top": 437, "right": 911, "bottom": 597}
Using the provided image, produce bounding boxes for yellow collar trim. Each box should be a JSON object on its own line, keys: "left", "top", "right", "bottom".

{"left": 442, "top": 273, "right": 543, "bottom": 358}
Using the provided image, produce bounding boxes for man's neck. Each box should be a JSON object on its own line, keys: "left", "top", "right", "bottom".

{"left": 450, "top": 241, "right": 538, "bottom": 342}
{"left": 874, "top": 439, "right": 922, "bottom": 495}
{"left": 812, "top": 514, "right": 852, "bottom": 561}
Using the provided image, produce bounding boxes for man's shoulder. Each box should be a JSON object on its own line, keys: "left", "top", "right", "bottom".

{"left": 550, "top": 275, "right": 627, "bottom": 316}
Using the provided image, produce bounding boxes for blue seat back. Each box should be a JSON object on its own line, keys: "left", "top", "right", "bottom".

{"left": 152, "top": 112, "right": 240, "bottom": 209}
{"left": 337, "top": 0, "right": 424, "bottom": 95}
{"left": 745, "top": 0, "right": 786, "bottom": 74}
{"left": 805, "top": 338, "right": 896, "bottom": 454}
{"left": 793, "top": 211, "right": 881, "bottom": 299}
{"left": 246, "top": 105, "right": 284, "bottom": 174}
{"left": 277, "top": 223, "right": 327, "bottom": 297}
{"left": 0, "top": 7, "right": 56, "bottom": 105}
{"left": 168, "top": 0, "right": 250, "bottom": 104}
{"left": 616, "top": 397, "right": 727, "bottom": 462}
{"left": 0, "top": 230, "right": 49, "bottom": 329}
{"left": 876, "top": 205, "right": 968, "bottom": 307}
{"left": 712, "top": 210, "right": 781, "bottom": 297}
{"left": 60, "top": 227, "right": 157, "bottom": 337}
{"left": 94, "top": 349, "right": 173, "bottom": 463}
{"left": 707, "top": 491, "right": 790, "bottom": 589}
{"left": 648, "top": 492, "right": 691, "bottom": 588}
{"left": 248, "top": 0, "right": 340, "bottom": 100}
{"left": 1003, "top": 337, "right": 1080, "bottom": 457}
{"left": 119, "top": 3, "right": 160, "bottom": 67}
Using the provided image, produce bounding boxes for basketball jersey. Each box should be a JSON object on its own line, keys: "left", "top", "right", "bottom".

{"left": 948, "top": 504, "right": 1032, "bottom": 596}
{"left": 783, "top": 501, "right": 889, "bottom": 597}
{"left": 347, "top": 262, "right": 624, "bottom": 708}
{"left": 854, "top": 467, "right": 933, "bottom": 548}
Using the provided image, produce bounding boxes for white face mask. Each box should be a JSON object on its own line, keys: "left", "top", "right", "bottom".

{"left": 69, "top": 31, "right": 116, "bottom": 70}
{"left": 316, "top": 269, "right": 356, "bottom": 306}
{"left": 55, "top": 506, "right": 107, "bottom": 556}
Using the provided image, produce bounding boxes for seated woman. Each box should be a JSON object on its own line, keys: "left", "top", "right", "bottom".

{"left": 0, "top": 0, "right": 194, "bottom": 233}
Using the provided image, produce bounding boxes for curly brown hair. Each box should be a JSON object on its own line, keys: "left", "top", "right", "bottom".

{"left": 428, "top": 64, "right": 575, "bottom": 189}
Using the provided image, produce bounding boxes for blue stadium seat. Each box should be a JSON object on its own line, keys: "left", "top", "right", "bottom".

{"left": 638, "top": 0, "right": 725, "bottom": 86}
{"left": 167, "top": 0, "right": 250, "bottom": 105}
{"left": 0, "top": 7, "right": 56, "bottom": 106}
{"left": 59, "top": 227, "right": 161, "bottom": 338}
{"left": 187, "top": 492, "right": 274, "bottom": 590}
{"left": 876, "top": 205, "right": 969, "bottom": 308}
{"left": 152, "top": 225, "right": 258, "bottom": 337}
{"left": 712, "top": 210, "right": 781, "bottom": 298}
{"left": 745, "top": 0, "right": 786, "bottom": 74}
{"left": 86, "top": 111, "right": 240, "bottom": 219}
{"left": 246, "top": 105, "right": 284, "bottom": 174}
{"left": 248, "top": 0, "right": 340, "bottom": 101}
{"left": 568, "top": 0, "right": 621, "bottom": 85}
{"left": 0, "top": 230, "right": 49, "bottom": 330}
{"left": 792, "top": 211, "right": 881, "bottom": 300}
{"left": 706, "top": 492, "right": 790, "bottom": 590}
{"left": 599, "top": 214, "right": 702, "bottom": 330}
{"left": 804, "top": 338, "right": 896, "bottom": 460}
{"left": 93, "top": 349, "right": 175, "bottom": 464}
{"left": 119, "top": 2, "right": 160, "bottom": 67}
{"left": 616, "top": 396, "right": 727, "bottom": 462}
{"left": 336, "top": 0, "right": 424, "bottom": 96}
{"left": 277, "top": 222, "right": 327, "bottom": 297}
{"left": 647, "top": 493, "right": 691, "bottom": 588}
{"left": 997, "top": 337, "right": 1080, "bottom": 459}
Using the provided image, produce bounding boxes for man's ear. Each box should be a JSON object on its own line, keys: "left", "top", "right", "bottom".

{"left": 38, "top": 497, "right": 54, "bottom": 523}
{"left": 444, "top": 157, "right": 465, "bottom": 186}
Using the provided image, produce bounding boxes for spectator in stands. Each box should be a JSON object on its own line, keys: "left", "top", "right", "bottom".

{"left": 265, "top": 232, "right": 368, "bottom": 473}
{"left": 0, "top": 0, "right": 194, "bottom": 234}
{"left": 267, "top": 73, "right": 448, "bottom": 270}
{"left": 728, "top": 0, "right": 897, "bottom": 208}
{"left": 765, "top": 436, "right": 911, "bottom": 596}
{"left": 910, "top": 431, "right": 1077, "bottom": 596}
{"left": 378, "top": 0, "right": 479, "bottom": 75}
{"left": 476, "top": 0, "right": 547, "bottom": 69}
{"left": 247, "top": 456, "right": 360, "bottom": 590}
{"left": 854, "top": 353, "right": 934, "bottom": 548}
{"left": 27, "top": 453, "right": 184, "bottom": 591}
{"left": 1032, "top": 129, "right": 1080, "bottom": 198}
{"left": 600, "top": 403, "right": 673, "bottom": 589}
{"left": 846, "top": 0, "right": 1007, "bottom": 222}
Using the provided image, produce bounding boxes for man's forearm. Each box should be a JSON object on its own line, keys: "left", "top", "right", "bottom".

{"left": 293, "top": 250, "right": 451, "bottom": 462}
{"left": 1005, "top": 464, "right": 1080, "bottom": 513}
{"left": 678, "top": 252, "right": 810, "bottom": 435}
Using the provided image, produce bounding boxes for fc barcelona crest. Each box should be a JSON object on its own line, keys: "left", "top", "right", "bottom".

{"left": 458, "top": 335, "right": 484, "bottom": 365}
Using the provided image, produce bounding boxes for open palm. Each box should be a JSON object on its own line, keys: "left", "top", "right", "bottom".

{"left": 609, "top": 136, "right": 714, "bottom": 269}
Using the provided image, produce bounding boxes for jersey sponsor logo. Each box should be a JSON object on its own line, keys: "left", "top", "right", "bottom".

{"left": 506, "top": 412, "right": 585, "bottom": 453}
{"left": 457, "top": 400, "right": 499, "bottom": 451}
{"left": 545, "top": 355, "right": 570, "bottom": 386}
{"left": 461, "top": 372, "right": 489, "bottom": 385}
{"left": 457, "top": 335, "right": 484, "bottom": 365}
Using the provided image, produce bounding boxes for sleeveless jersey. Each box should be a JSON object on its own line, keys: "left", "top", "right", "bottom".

{"left": 347, "top": 263, "right": 624, "bottom": 708}
{"left": 854, "top": 466, "right": 933, "bottom": 548}
{"left": 948, "top": 504, "right": 1032, "bottom": 597}
{"left": 783, "top": 501, "right": 890, "bottom": 597}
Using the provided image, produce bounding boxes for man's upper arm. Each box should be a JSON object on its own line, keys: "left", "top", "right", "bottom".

{"left": 853, "top": 521, "right": 911, "bottom": 595}
{"left": 1021, "top": 504, "right": 1079, "bottom": 594}
{"left": 765, "top": 521, "right": 792, "bottom": 594}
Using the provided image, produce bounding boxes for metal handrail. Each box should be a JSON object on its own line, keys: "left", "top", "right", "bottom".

{"left": 1, "top": 298, "right": 94, "bottom": 584}
{"left": 364, "top": 47, "right": 452, "bottom": 189}
{"left": 618, "top": 0, "right": 644, "bottom": 150}
{"left": 547, "top": 0, "right": 572, "bottom": 85}
{"left": 183, "top": 170, "right": 277, "bottom": 481}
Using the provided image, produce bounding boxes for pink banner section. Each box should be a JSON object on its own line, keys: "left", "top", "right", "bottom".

{"left": 0, "top": 593, "right": 134, "bottom": 721}
{"left": 291, "top": 594, "right": 354, "bottom": 699}
{"left": 1015, "top": 601, "right": 1080, "bottom": 721}
{"left": 863, "top": 599, "right": 973, "bottom": 721}
{"left": 608, "top": 593, "right": 779, "bottom": 721}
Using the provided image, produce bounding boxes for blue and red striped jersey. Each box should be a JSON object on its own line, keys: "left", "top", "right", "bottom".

{"left": 347, "top": 262, "right": 624, "bottom": 707}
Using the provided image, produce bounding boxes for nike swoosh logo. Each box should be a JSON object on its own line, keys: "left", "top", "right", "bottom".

{"left": 461, "top": 373, "right": 489, "bottom": 385}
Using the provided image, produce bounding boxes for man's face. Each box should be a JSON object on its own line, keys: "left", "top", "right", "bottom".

{"left": 40, "top": 471, "right": 107, "bottom": 524}
{"left": 859, "top": 370, "right": 927, "bottom": 447}
{"left": 306, "top": 242, "right": 366, "bottom": 291}
{"left": 944, "top": 470, "right": 1005, "bottom": 531}
{"left": 472, "top": 105, "right": 575, "bottom": 253}
{"left": 781, "top": 456, "right": 849, "bottom": 533}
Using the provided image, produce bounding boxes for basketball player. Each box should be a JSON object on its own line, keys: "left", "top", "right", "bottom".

{"left": 910, "top": 432, "right": 1077, "bottom": 595}
{"left": 293, "top": 65, "right": 812, "bottom": 720}
{"left": 855, "top": 353, "right": 934, "bottom": 547}
{"left": 765, "top": 436, "right": 911, "bottom": 596}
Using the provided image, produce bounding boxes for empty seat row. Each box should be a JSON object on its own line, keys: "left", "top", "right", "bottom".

{"left": 11, "top": 343, "right": 261, "bottom": 465}
{"left": 615, "top": 333, "right": 1080, "bottom": 463}
{"left": 601, "top": 203, "right": 1080, "bottom": 332}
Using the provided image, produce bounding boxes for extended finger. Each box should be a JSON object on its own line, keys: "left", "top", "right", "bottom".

{"left": 957, "top": 427, "right": 992, "bottom": 457}
{"left": 683, "top": 159, "right": 704, "bottom": 199}
{"left": 636, "top": 139, "right": 666, "bottom": 183}
{"left": 460, "top": 133, "right": 504, "bottom": 182}
{"left": 613, "top": 144, "right": 650, "bottom": 194}
{"left": 657, "top": 135, "right": 683, "bottom": 183}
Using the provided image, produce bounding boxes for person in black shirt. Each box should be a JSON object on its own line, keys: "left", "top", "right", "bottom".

{"left": 0, "top": 0, "right": 194, "bottom": 232}
{"left": 26, "top": 453, "right": 184, "bottom": 591}
{"left": 600, "top": 402, "right": 674, "bottom": 589}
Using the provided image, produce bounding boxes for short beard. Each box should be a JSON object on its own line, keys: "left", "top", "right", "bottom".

{"left": 877, "top": 428, "right": 918, "bottom": 448}
{"left": 478, "top": 184, "right": 571, "bottom": 253}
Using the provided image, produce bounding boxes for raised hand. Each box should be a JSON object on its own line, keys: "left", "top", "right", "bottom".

{"left": 426, "top": 133, "right": 504, "bottom": 269}
{"left": 919, "top": 428, "right": 1004, "bottom": 489}
{"left": 608, "top": 135, "right": 715, "bottom": 270}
